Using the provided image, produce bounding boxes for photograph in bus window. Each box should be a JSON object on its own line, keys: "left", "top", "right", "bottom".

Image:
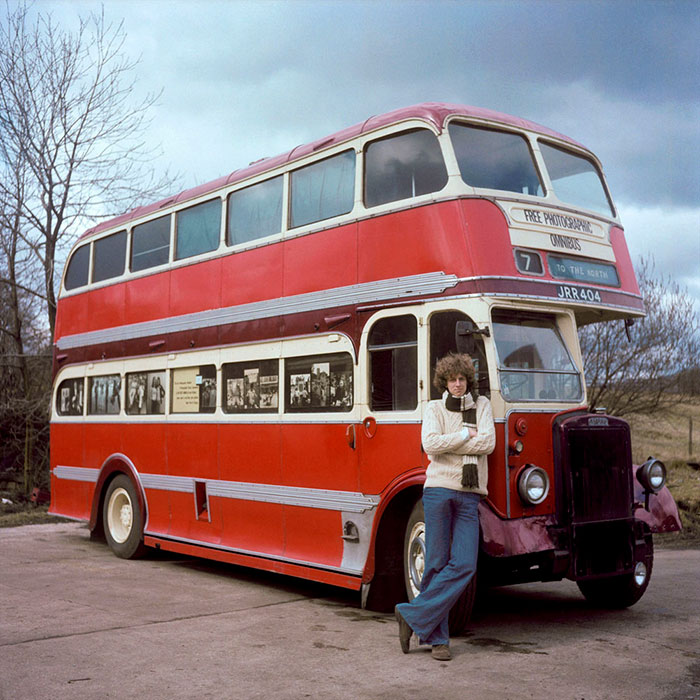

{"left": 285, "top": 353, "right": 353, "bottom": 412}
{"left": 223, "top": 360, "right": 279, "bottom": 413}
{"left": 57, "top": 378, "right": 84, "bottom": 416}
{"left": 126, "top": 371, "right": 166, "bottom": 415}
{"left": 88, "top": 375, "right": 121, "bottom": 415}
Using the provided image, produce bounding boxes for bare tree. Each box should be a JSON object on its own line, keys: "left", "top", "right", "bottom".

{"left": 0, "top": 2, "right": 177, "bottom": 337}
{"left": 579, "top": 256, "right": 700, "bottom": 416}
{"left": 0, "top": 2, "right": 177, "bottom": 496}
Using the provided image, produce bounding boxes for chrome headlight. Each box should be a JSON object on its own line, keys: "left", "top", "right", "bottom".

{"left": 518, "top": 465, "right": 550, "bottom": 506}
{"left": 637, "top": 457, "right": 666, "bottom": 493}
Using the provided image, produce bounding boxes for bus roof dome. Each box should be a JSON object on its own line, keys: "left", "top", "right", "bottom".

{"left": 80, "top": 102, "right": 584, "bottom": 240}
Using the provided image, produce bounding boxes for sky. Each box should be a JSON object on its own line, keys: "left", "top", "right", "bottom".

{"left": 28, "top": 0, "right": 700, "bottom": 308}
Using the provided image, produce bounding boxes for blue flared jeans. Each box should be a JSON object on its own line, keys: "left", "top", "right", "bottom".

{"left": 396, "top": 487, "right": 480, "bottom": 646}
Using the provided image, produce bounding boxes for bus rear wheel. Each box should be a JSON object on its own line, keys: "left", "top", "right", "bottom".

{"left": 103, "top": 474, "right": 146, "bottom": 559}
{"left": 403, "top": 499, "right": 477, "bottom": 635}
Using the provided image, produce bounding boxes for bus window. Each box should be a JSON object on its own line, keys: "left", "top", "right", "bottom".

{"left": 285, "top": 353, "right": 353, "bottom": 412}
{"left": 492, "top": 310, "right": 582, "bottom": 402}
{"left": 448, "top": 123, "right": 544, "bottom": 196}
{"left": 223, "top": 359, "right": 279, "bottom": 413}
{"left": 538, "top": 141, "right": 614, "bottom": 216}
{"left": 126, "top": 371, "right": 166, "bottom": 415}
{"left": 227, "top": 176, "right": 283, "bottom": 247}
{"left": 57, "top": 377, "right": 84, "bottom": 416}
{"left": 175, "top": 199, "right": 221, "bottom": 260}
{"left": 364, "top": 129, "right": 448, "bottom": 207}
{"left": 88, "top": 375, "right": 121, "bottom": 415}
{"left": 92, "top": 231, "right": 126, "bottom": 284}
{"left": 429, "top": 310, "right": 489, "bottom": 399}
{"left": 64, "top": 244, "right": 90, "bottom": 290}
{"left": 171, "top": 365, "right": 216, "bottom": 414}
{"left": 368, "top": 315, "right": 417, "bottom": 411}
{"left": 290, "top": 150, "right": 355, "bottom": 228}
{"left": 131, "top": 214, "right": 171, "bottom": 272}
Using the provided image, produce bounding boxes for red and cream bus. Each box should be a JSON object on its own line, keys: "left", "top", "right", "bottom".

{"left": 50, "top": 103, "right": 680, "bottom": 625}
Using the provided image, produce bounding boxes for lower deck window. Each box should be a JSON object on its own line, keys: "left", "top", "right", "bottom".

{"left": 88, "top": 375, "right": 121, "bottom": 415}
{"left": 126, "top": 371, "right": 166, "bottom": 414}
{"left": 171, "top": 365, "right": 216, "bottom": 413}
{"left": 223, "top": 360, "right": 279, "bottom": 413}
{"left": 57, "top": 378, "right": 84, "bottom": 416}
{"left": 285, "top": 353, "right": 353, "bottom": 412}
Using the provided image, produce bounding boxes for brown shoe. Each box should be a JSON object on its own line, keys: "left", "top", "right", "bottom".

{"left": 394, "top": 606, "right": 412, "bottom": 653}
{"left": 431, "top": 644, "right": 452, "bottom": 660}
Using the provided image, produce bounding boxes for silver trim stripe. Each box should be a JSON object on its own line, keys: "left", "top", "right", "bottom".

{"left": 54, "top": 466, "right": 380, "bottom": 514}
{"left": 206, "top": 480, "right": 379, "bottom": 513}
{"left": 56, "top": 271, "right": 459, "bottom": 350}
{"left": 54, "top": 466, "right": 99, "bottom": 482}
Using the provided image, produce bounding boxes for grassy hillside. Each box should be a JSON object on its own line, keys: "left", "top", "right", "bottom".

{"left": 626, "top": 398, "right": 700, "bottom": 546}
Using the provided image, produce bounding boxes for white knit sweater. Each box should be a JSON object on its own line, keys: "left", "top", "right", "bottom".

{"left": 421, "top": 394, "right": 496, "bottom": 496}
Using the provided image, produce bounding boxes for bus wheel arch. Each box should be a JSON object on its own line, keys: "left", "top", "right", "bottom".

{"left": 363, "top": 484, "right": 422, "bottom": 613}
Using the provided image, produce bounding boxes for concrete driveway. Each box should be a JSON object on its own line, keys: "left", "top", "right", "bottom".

{"left": 1, "top": 523, "right": 698, "bottom": 700}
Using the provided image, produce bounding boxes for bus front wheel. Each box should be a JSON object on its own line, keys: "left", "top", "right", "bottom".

{"left": 403, "top": 499, "right": 477, "bottom": 634}
{"left": 577, "top": 539, "right": 653, "bottom": 608}
{"left": 103, "top": 474, "right": 146, "bottom": 559}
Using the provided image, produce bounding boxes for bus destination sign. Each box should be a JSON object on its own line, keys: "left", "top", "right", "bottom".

{"left": 548, "top": 254, "right": 620, "bottom": 287}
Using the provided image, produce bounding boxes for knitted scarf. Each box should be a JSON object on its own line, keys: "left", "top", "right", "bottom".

{"left": 445, "top": 392, "right": 479, "bottom": 489}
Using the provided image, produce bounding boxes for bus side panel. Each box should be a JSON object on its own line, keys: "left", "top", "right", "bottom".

{"left": 357, "top": 423, "right": 424, "bottom": 495}
{"left": 125, "top": 272, "right": 171, "bottom": 325}
{"left": 485, "top": 423, "right": 508, "bottom": 518}
{"left": 166, "top": 423, "right": 222, "bottom": 544}
{"left": 84, "top": 423, "right": 123, "bottom": 469}
{"left": 218, "top": 424, "right": 284, "bottom": 556}
{"left": 283, "top": 223, "right": 358, "bottom": 296}
{"left": 459, "top": 199, "right": 513, "bottom": 277}
{"left": 124, "top": 423, "right": 170, "bottom": 534}
{"left": 170, "top": 257, "right": 222, "bottom": 317}
{"left": 55, "top": 292, "right": 89, "bottom": 340}
{"left": 87, "top": 283, "right": 126, "bottom": 333}
{"left": 283, "top": 505, "right": 343, "bottom": 567}
{"left": 49, "top": 422, "right": 91, "bottom": 519}
{"left": 281, "top": 423, "right": 358, "bottom": 568}
{"left": 220, "top": 243, "right": 284, "bottom": 307}
{"left": 357, "top": 202, "right": 470, "bottom": 282}
{"left": 609, "top": 226, "right": 642, "bottom": 296}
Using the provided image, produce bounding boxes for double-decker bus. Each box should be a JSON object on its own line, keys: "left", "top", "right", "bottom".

{"left": 50, "top": 102, "right": 680, "bottom": 625}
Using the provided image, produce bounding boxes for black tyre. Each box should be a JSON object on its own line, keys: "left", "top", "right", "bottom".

{"left": 403, "top": 499, "right": 477, "bottom": 634}
{"left": 103, "top": 474, "right": 146, "bottom": 559}
{"left": 577, "top": 538, "right": 653, "bottom": 608}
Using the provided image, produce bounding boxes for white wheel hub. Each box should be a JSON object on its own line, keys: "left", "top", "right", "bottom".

{"left": 107, "top": 487, "right": 133, "bottom": 544}
{"left": 407, "top": 521, "right": 426, "bottom": 599}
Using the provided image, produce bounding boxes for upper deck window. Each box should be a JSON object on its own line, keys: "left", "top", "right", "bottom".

{"left": 64, "top": 244, "right": 90, "bottom": 290}
{"left": 227, "top": 176, "right": 283, "bottom": 246}
{"left": 448, "top": 123, "right": 544, "bottom": 196}
{"left": 176, "top": 199, "right": 221, "bottom": 260}
{"left": 92, "top": 231, "right": 126, "bottom": 284}
{"left": 364, "top": 129, "right": 448, "bottom": 207}
{"left": 131, "top": 214, "right": 170, "bottom": 272}
{"left": 539, "top": 142, "right": 614, "bottom": 216}
{"left": 290, "top": 150, "right": 355, "bottom": 228}
{"left": 492, "top": 310, "right": 581, "bottom": 402}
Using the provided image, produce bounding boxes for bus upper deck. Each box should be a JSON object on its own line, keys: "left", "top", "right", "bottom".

{"left": 53, "top": 102, "right": 643, "bottom": 369}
